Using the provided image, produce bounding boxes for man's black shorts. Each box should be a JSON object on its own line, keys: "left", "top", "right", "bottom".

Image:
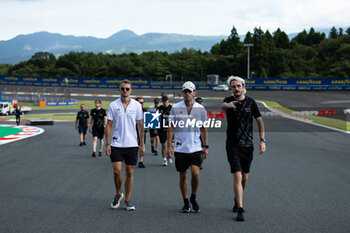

{"left": 150, "top": 129, "right": 158, "bottom": 138}
{"left": 226, "top": 144, "right": 254, "bottom": 173}
{"left": 78, "top": 125, "right": 87, "bottom": 135}
{"left": 158, "top": 130, "right": 167, "bottom": 144}
{"left": 92, "top": 127, "right": 105, "bottom": 139}
{"left": 110, "top": 147, "right": 139, "bottom": 165}
{"left": 175, "top": 151, "right": 203, "bottom": 172}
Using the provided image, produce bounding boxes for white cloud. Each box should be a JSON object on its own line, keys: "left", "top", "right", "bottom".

{"left": 0, "top": 0, "right": 349, "bottom": 40}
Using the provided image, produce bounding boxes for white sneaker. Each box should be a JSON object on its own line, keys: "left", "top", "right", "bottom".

{"left": 162, "top": 159, "right": 168, "bottom": 166}
{"left": 111, "top": 193, "right": 124, "bottom": 209}
{"left": 124, "top": 201, "right": 136, "bottom": 211}
{"left": 168, "top": 158, "right": 173, "bottom": 164}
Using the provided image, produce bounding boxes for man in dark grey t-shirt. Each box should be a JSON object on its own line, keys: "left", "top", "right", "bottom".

{"left": 75, "top": 104, "right": 90, "bottom": 146}
{"left": 221, "top": 76, "right": 266, "bottom": 221}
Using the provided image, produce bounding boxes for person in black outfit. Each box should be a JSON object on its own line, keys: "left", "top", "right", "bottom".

{"left": 156, "top": 95, "right": 172, "bottom": 166}
{"left": 13, "top": 104, "right": 21, "bottom": 126}
{"left": 221, "top": 76, "right": 266, "bottom": 221}
{"left": 89, "top": 100, "right": 107, "bottom": 157}
{"left": 75, "top": 104, "right": 90, "bottom": 146}
{"left": 135, "top": 97, "right": 147, "bottom": 168}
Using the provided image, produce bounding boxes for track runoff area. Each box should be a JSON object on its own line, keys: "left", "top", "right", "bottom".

{"left": 0, "top": 90, "right": 349, "bottom": 233}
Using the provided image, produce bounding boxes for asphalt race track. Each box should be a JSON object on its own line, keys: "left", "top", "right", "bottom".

{"left": 1, "top": 94, "right": 350, "bottom": 233}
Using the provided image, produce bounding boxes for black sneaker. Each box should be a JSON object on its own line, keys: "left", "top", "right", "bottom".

{"left": 83, "top": 142, "right": 86, "bottom": 145}
{"left": 80, "top": 142, "right": 83, "bottom": 146}
{"left": 236, "top": 208, "right": 245, "bottom": 221}
{"left": 91, "top": 152, "right": 96, "bottom": 157}
{"left": 138, "top": 162, "right": 146, "bottom": 168}
{"left": 154, "top": 151, "right": 158, "bottom": 156}
{"left": 111, "top": 193, "right": 124, "bottom": 209}
{"left": 124, "top": 201, "right": 135, "bottom": 211}
{"left": 233, "top": 197, "right": 238, "bottom": 212}
{"left": 151, "top": 146, "right": 155, "bottom": 153}
{"left": 99, "top": 152, "right": 102, "bottom": 157}
{"left": 180, "top": 204, "right": 190, "bottom": 213}
{"left": 190, "top": 196, "right": 200, "bottom": 213}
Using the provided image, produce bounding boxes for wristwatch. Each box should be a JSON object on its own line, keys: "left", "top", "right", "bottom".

{"left": 202, "top": 145, "right": 209, "bottom": 148}
{"left": 260, "top": 138, "right": 266, "bottom": 143}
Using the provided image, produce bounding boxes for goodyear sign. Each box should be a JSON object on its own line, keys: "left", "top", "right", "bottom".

{"left": 0, "top": 75, "right": 349, "bottom": 91}
{"left": 0, "top": 75, "right": 151, "bottom": 88}
{"left": 46, "top": 100, "right": 78, "bottom": 106}
{"left": 247, "top": 78, "right": 349, "bottom": 91}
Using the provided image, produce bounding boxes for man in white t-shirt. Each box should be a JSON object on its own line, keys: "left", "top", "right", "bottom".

{"left": 105, "top": 79, "right": 145, "bottom": 211}
{"left": 167, "top": 81, "right": 208, "bottom": 213}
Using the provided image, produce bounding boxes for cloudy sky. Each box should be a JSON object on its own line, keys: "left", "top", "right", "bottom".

{"left": 0, "top": 0, "right": 349, "bottom": 40}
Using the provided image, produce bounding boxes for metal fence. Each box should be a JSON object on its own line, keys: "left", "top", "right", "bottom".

{"left": 1, "top": 86, "right": 72, "bottom": 105}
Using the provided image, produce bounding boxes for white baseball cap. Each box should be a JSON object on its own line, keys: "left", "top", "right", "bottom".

{"left": 182, "top": 81, "right": 196, "bottom": 92}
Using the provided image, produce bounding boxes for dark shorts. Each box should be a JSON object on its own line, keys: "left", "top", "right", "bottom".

{"left": 150, "top": 129, "right": 158, "bottom": 137}
{"left": 78, "top": 125, "right": 87, "bottom": 135}
{"left": 92, "top": 127, "right": 105, "bottom": 139}
{"left": 175, "top": 151, "right": 203, "bottom": 172}
{"left": 110, "top": 147, "right": 139, "bottom": 165}
{"left": 226, "top": 144, "right": 254, "bottom": 173}
{"left": 159, "top": 130, "right": 167, "bottom": 144}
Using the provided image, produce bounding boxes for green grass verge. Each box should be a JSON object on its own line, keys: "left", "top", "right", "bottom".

{"left": 257, "top": 99, "right": 350, "bottom": 132}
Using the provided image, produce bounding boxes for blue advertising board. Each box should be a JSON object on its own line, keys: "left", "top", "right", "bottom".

{"left": 46, "top": 100, "right": 78, "bottom": 106}
{"left": 0, "top": 76, "right": 151, "bottom": 89}
{"left": 244, "top": 78, "right": 350, "bottom": 91}
{"left": 0, "top": 75, "right": 349, "bottom": 91}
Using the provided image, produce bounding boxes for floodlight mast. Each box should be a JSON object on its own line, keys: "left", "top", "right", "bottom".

{"left": 244, "top": 43, "right": 253, "bottom": 79}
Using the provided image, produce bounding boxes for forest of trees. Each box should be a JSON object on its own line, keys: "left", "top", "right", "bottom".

{"left": 1, "top": 26, "right": 349, "bottom": 81}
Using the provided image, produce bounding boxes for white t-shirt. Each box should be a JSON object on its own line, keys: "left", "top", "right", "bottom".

{"left": 169, "top": 101, "right": 207, "bottom": 154}
{"left": 147, "top": 105, "right": 157, "bottom": 112}
{"left": 107, "top": 98, "right": 143, "bottom": 147}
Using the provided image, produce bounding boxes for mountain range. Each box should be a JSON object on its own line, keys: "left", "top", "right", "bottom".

{"left": 0, "top": 30, "right": 227, "bottom": 64}
{"left": 0, "top": 27, "right": 345, "bottom": 64}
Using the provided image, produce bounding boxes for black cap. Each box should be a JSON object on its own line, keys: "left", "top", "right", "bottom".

{"left": 154, "top": 98, "right": 160, "bottom": 103}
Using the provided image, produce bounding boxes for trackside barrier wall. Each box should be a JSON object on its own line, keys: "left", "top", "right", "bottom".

{"left": 0, "top": 76, "right": 151, "bottom": 88}
{"left": 0, "top": 76, "right": 349, "bottom": 91}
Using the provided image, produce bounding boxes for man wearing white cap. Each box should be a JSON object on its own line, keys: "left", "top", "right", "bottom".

{"left": 167, "top": 81, "right": 208, "bottom": 213}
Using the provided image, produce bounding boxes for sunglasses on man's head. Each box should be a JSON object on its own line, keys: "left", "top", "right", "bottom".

{"left": 183, "top": 89, "right": 192, "bottom": 94}
{"left": 120, "top": 87, "right": 130, "bottom": 91}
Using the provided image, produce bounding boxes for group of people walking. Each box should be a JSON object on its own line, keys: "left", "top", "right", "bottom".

{"left": 74, "top": 76, "right": 266, "bottom": 221}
